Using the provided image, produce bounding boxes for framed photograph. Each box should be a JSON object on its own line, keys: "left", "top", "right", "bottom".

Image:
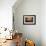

{"left": 23, "top": 15, "right": 36, "bottom": 25}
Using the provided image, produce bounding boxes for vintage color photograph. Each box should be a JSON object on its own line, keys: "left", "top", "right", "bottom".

{"left": 23, "top": 15, "right": 36, "bottom": 25}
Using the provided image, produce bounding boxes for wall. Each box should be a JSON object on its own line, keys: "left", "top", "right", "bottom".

{"left": 41, "top": 0, "right": 46, "bottom": 46}
{"left": 0, "top": 0, "right": 16, "bottom": 30}
{"left": 13, "top": 0, "right": 41, "bottom": 46}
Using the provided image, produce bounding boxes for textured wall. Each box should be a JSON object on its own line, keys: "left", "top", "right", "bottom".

{"left": 13, "top": 0, "right": 41, "bottom": 46}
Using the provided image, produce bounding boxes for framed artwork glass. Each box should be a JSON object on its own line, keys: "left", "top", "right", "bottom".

{"left": 23, "top": 15, "right": 36, "bottom": 25}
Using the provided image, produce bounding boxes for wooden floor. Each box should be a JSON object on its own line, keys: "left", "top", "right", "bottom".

{"left": 0, "top": 39, "right": 16, "bottom": 46}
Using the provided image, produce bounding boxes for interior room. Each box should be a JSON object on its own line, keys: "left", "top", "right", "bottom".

{"left": 0, "top": 0, "right": 46, "bottom": 46}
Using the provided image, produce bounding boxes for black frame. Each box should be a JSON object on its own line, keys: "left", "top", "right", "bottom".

{"left": 23, "top": 15, "right": 36, "bottom": 25}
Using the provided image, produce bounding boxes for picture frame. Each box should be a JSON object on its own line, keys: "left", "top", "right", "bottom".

{"left": 23, "top": 15, "right": 36, "bottom": 25}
